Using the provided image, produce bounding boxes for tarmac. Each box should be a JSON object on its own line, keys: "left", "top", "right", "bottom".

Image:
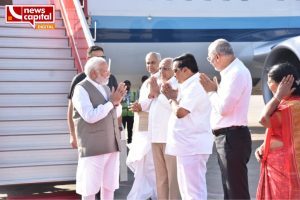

{"left": 0, "top": 95, "right": 266, "bottom": 200}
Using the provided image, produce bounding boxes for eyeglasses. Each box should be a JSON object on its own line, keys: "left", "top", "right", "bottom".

{"left": 160, "top": 67, "right": 172, "bottom": 71}
{"left": 96, "top": 68, "right": 110, "bottom": 74}
{"left": 173, "top": 68, "right": 181, "bottom": 73}
{"left": 207, "top": 54, "right": 218, "bottom": 63}
{"left": 90, "top": 46, "right": 103, "bottom": 51}
{"left": 207, "top": 56, "right": 214, "bottom": 63}
{"left": 146, "top": 61, "right": 156, "bottom": 65}
{"left": 87, "top": 55, "right": 106, "bottom": 59}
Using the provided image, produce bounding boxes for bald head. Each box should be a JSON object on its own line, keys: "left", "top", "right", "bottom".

{"left": 145, "top": 52, "right": 161, "bottom": 75}
{"left": 207, "top": 38, "right": 236, "bottom": 71}
{"left": 208, "top": 38, "right": 234, "bottom": 56}
{"left": 160, "top": 57, "right": 174, "bottom": 81}
{"left": 160, "top": 57, "right": 173, "bottom": 68}
{"left": 146, "top": 52, "right": 161, "bottom": 61}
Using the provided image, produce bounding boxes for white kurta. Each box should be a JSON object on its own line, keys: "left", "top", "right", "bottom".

{"left": 166, "top": 73, "right": 214, "bottom": 156}
{"left": 126, "top": 75, "right": 158, "bottom": 200}
{"left": 149, "top": 77, "right": 178, "bottom": 143}
{"left": 165, "top": 73, "right": 214, "bottom": 199}
{"left": 72, "top": 78, "right": 120, "bottom": 196}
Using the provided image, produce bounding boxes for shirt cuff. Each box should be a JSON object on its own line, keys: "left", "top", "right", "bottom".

{"left": 208, "top": 91, "right": 216, "bottom": 97}
{"left": 106, "top": 101, "right": 114, "bottom": 110}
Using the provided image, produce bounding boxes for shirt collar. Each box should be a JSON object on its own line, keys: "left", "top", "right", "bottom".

{"left": 180, "top": 72, "right": 199, "bottom": 89}
{"left": 220, "top": 58, "right": 239, "bottom": 77}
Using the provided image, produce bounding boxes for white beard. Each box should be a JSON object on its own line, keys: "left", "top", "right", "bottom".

{"left": 95, "top": 77, "right": 109, "bottom": 85}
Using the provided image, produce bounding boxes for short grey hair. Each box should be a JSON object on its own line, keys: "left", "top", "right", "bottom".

{"left": 208, "top": 38, "right": 234, "bottom": 56}
{"left": 146, "top": 52, "right": 162, "bottom": 62}
{"left": 159, "top": 57, "right": 173, "bottom": 68}
{"left": 84, "top": 57, "right": 106, "bottom": 77}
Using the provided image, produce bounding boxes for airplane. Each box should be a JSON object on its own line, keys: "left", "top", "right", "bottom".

{"left": 254, "top": 36, "right": 300, "bottom": 102}
{"left": 84, "top": 0, "right": 300, "bottom": 102}
{"left": 1, "top": 0, "right": 300, "bottom": 186}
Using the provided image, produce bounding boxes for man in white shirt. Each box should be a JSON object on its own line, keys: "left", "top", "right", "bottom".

{"left": 72, "top": 57, "right": 126, "bottom": 200}
{"left": 163, "top": 53, "right": 214, "bottom": 199}
{"left": 200, "top": 38, "right": 252, "bottom": 199}
{"left": 126, "top": 52, "right": 161, "bottom": 200}
{"left": 148, "top": 58, "right": 181, "bottom": 199}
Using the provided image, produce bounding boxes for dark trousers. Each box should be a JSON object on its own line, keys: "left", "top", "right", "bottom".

{"left": 214, "top": 127, "right": 252, "bottom": 200}
{"left": 122, "top": 116, "right": 134, "bottom": 143}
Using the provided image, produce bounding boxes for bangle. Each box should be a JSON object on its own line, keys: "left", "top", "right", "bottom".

{"left": 273, "top": 95, "right": 281, "bottom": 102}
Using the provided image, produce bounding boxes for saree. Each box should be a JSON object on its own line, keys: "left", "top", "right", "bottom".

{"left": 257, "top": 97, "right": 300, "bottom": 199}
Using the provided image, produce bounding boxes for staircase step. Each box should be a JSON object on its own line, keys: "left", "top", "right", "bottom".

{"left": 0, "top": 27, "right": 66, "bottom": 38}
{"left": 0, "top": 149, "right": 77, "bottom": 168}
{"left": 0, "top": 120, "right": 68, "bottom": 136}
{"left": 0, "top": 47, "right": 71, "bottom": 59}
{"left": 0, "top": 5, "right": 80, "bottom": 186}
{"left": 0, "top": 36, "right": 69, "bottom": 48}
{"left": 0, "top": 134, "right": 70, "bottom": 151}
{"left": 0, "top": 17, "right": 64, "bottom": 28}
{"left": 0, "top": 82, "right": 71, "bottom": 94}
{"left": 0, "top": 164, "right": 76, "bottom": 185}
{"left": 0, "top": 107, "right": 67, "bottom": 121}
{"left": 0, "top": 69, "right": 76, "bottom": 81}
{"left": 0, "top": 94, "right": 68, "bottom": 107}
{"left": 0, "top": 58, "right": 75, "bottom": 70}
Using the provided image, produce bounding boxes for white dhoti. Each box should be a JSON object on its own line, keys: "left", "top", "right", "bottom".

{"left": 177, "top": 154, "right": 210, "bottom": 200}
{"left": 126, "top": 131, "right": 157, "bottom": 200}
{"left": 76, "top": 152, "right": 120, "bottom": 197}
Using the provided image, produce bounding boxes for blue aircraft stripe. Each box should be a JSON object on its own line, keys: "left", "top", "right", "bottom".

{"left": 92, "top": 28, "right": 300, "bottom": 43}
{"left": 91, "top": 16, "right": 300, "bottom": 29}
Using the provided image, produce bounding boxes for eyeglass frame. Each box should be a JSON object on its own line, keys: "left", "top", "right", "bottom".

{"left": 207, "top": 54, "right": 216, "bottom": 63}
{"left": 160, "top": 67, "right": 172, "bottom": 71}
{"left": 173, "top": 67, "right": 183, "bottom": 73}
{"left": 146, "top": 61, "right": 157, "bottom": 65}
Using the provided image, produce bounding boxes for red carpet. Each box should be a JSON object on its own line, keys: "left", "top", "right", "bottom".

{"left": 7, "top": 191, "right": 80, "bottom": 200}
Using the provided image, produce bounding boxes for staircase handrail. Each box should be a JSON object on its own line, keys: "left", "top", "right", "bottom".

{"left": 73, "top": 0, "right": 94, "bottom": 47}
{"left": 58, "top": 0, "right": 95, "bottom": 72}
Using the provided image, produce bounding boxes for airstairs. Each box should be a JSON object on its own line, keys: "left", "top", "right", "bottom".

{"left": 0, "top": 5, "right": 78, "bottom": 185}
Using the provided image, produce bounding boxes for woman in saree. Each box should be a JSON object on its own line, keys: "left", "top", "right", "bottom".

{"left": 255, "top": 62, "right": 300, "bottom": 199}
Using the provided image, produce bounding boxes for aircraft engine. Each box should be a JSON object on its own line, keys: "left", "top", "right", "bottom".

{"left": 261, "top": 36, "right": 300, "bottom": 103}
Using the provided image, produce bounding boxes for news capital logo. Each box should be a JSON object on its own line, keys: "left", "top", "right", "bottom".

{"left": 5, "top": 5, "right": 55, "bottom": 29}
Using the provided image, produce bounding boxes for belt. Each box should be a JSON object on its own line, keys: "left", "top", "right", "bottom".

{"left": 212, "top": 126, "right": 247, "bottom": 136}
